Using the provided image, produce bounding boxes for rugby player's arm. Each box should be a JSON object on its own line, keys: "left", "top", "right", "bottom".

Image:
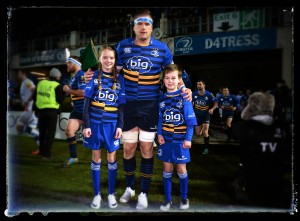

{"left": 68, "top": 88, "right": 84, "bottom": 97}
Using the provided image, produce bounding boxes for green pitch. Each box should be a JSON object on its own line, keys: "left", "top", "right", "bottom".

{"left": 6, "top": 135, "right": 293, "bottom": 215}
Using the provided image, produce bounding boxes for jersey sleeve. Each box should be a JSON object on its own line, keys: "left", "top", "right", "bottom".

{"left": 26, "top": 79, "right": 35, "bottom": 89}
{"left": 118, "top": 74, "right": 126, "bottom": 104}
{"left": 209, "top": 92, "right": 217, "bottom": 103}
{"left": 183, "top": 99, "right": 197, "bottom": 127}
{"left": 83, "top": 97, "right": 91, "bottom": 129}
{"left": 162, "top": 44, "right": 173, "bottom": 66}
{"left": 157, "top": 99, "right": 163, "bottom": 136}
{"left": 84, "top": 76, "right": 95, "bottom": 98}
{"left": 185, "top": 126, "right": 194, "bottom": 141}
{"left": 77, "top": 71, "right": 87, "bottom": 90}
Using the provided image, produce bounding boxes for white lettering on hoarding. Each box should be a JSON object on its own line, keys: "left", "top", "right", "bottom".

{"left": 205, "top": 34, "right": 260, "bottom": 49}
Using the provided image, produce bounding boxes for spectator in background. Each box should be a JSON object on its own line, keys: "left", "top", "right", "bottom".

{"left": 231, "top": 92, "right": 287, "bottom": 206}
{"left": 15, "top": 70, "right": 40, "bottom": 152}
{"left": 33, "top": 68, "right": 64, "bottom": 159}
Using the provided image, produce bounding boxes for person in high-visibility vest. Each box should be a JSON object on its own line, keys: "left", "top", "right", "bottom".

{"left": 33, "top": 68, "right": 64, "bottom": 159}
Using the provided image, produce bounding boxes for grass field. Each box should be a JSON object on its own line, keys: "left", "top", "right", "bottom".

{"left": 6, "top": 134, "right": 294, "bottom": 216}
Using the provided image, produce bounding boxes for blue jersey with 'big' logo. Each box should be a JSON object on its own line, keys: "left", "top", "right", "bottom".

{"left": 116, "top": 37, "right": 173, "bottom": 101}
{"left": 84, "top": 70, "right": 126, "bottom": 124}
{"left": 158, "top": 90, "right": 197, "bottom": 143}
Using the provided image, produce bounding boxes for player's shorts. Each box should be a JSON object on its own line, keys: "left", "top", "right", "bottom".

{"left": 222, "top": 110, "right": 234, "bottom": 119}
{"left": 69, "top": 109, "right": 83, "bottom": 121}
{"left": 123, "top": 100, "right": 158, "bottom": 132}
{"left": 157, "top": 142, "right": 191, "bottom": 164}
{"left": 83, "top": 121, "right": 120, "bottom": 153}
{"left": 195, "top": 112, "right": 210, "bottom": 125}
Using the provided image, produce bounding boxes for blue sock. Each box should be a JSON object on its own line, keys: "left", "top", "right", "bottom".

{"left": 140, "top": 157, "right": 154, "bottom": 195}
{"left": 24, "top": 125, "right": 32, "bottom": 134}
{"left": 123, "top": 157, "right": 136, "bottom": 190}
{"left": 178, "top": 172, "right": 188, "bottom": 199}
{"left": 33, "top": 134, "right": 39, "bottom": 146}
{"left": 67, "top": 136, "right": 77, "bottom": 158}
{"left": 163, "top": 171, "right": 173, "bottom": 202}
{"left": 91, "top": 160, "right": 101, "bottom": 196}
{"left": 108, "top": 161, "right": 117, "bottom": 194}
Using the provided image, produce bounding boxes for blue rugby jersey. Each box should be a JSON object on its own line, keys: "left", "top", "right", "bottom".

{"left": 157, "top": 90, "right": 197, "bottom": 143}
{"left": 70, "top": 69, "right": 86, "bottom": 113}
{"left": 84, "top": 70, "right": 126, "bottom": 124}
{"left": 116, "top": 37, "right": 173, "bottom": 101}
{"left": 192, "top": 90, "right": 217, "bottom": 115}
{"left": 217, "top": 94, "right": 237, "bottom": 115}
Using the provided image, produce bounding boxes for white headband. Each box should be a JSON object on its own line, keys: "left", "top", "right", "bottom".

{"left": 134, "top": 17, "right": 153, "bottom": 26}
{"left": 67, "top": 57, "right": 82, "bottom": 67}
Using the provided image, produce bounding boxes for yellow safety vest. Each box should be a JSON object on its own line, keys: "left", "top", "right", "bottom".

{"left": 36, "top": 80, "right": 60, "bottom": 109}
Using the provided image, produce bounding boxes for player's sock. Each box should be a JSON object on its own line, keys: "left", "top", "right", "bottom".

{"left": 108, "top": 160, "right": 117, "bottom": 194}
{"left": 123, "top": 156, "right": 136, "bottom": 190}
{"left": 67, "top": 136, "right": 77, "bottom": 158}
{"left": 33, "top": 134, "right": 40, "bottom": 146}
{"left": 91, "top": 160, "right": 101, "bottom": 196}
{"left": 24, "top": 125, "right": 32, "bottom": 134}
{"left": 178, "top": 172, "right": 188, "bottom": 200}
{"left": 140, "top": 157, "right": 154, "bottom": 195}
{"left": 163, "top": 171, "right": 173, "bottom": 202}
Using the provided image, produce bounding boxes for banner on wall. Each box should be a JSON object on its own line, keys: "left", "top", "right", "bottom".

{"left": 174, "top": 28, "right": 276, "bottom": 56}
{"left": 7, "top": 111, "right": 83, "bottom": 141}
{"left": 19, "top": 49, "right": 67, "bottom": 67}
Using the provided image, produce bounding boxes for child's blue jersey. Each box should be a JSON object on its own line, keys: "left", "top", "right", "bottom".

{"left": 158, "top": 90, "right": 197, "bottom": 143}
{"left": 70, "top": 69, "right": 86, "bottom": 113}
{"left": 84, "top": 70, "right": 126, "bottom": 124}
{"left": 116, "top": 37, "right": 173, "bottom": 101}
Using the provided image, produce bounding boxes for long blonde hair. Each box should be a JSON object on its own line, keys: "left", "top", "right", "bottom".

{"left": 97, "top": 45, "right": 117, "bottom": 90}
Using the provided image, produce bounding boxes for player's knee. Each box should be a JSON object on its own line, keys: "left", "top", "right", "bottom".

{"left": 65, "top": 127, "right": 75, "bottom": 137}
{"left": 122, "top": 131, "right": 139, "bottom": 143}
{"left": 139, "top": 130, "right": 155, "bottom": 142}
{"left": 65, "top": 129, "right": 71, "bottom": 137}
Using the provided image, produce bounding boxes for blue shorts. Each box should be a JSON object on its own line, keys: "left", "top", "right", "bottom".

{"left": 83, "top": 122, "right": 120, "bottom": 153}
{"left": 195, "top": 112, "right": 210, "bottom": 125}
{"left": 123, "top": 100, "right": 158, "bottom": 132}
{"left": 157, "top": 142, "right": 191, "bottom": 164}
{"left": 222, "top": 110, "right": 234, "bottom": 119}
{"left": 69, "top": 109, "right": 83, "bottom": 121}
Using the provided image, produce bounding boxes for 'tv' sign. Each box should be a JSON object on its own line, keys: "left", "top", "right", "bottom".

{"left": 260, "top": 142, "right": 277, "bottom": 152}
